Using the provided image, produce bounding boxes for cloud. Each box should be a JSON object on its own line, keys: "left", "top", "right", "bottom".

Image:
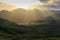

{"left": 36, "top": 0, "right": 60, "bottom": 9}
{"left": 55, "top": 0, "right": 60, "bottom": 5}
{"left": 0, "top": 0, "right": 2, "bottom": 1}
{"left": 38, "top": 0, "right": 57, "bottom": 5}
{"left": 46, "top": 0, "right": 60, "bottom": 9}
{"left": 39, "top": 0, "right": 49, "bottom": 2}
{"left": 0, "top": 0, "right": 4, "bottom": 1}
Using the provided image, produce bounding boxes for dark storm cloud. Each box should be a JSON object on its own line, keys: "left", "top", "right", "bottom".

{"left": 37, "top": 0, "right": 60, "bottom": 9}
{"left": 47, "top": 0, "right": 60, "bottom": 9}
{"left": 38, "top": 0, "right": 48, "bottom": 2}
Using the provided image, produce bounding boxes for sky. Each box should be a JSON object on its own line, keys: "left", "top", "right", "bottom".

{"left": 0, "top": 0, "right": 40, "bottom": 8}
{"left": 0, "top": 0, "right": 60, "bottom": 9}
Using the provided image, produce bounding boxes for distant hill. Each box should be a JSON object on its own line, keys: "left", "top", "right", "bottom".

{"left": 0, "top": 8, "right": 60, "bottom": 26}
{"left": 0, "top": 10, "right": 26, "bottom": 24}
{"left": 49, "top": 10, "right": 60, "bottom": 23}
{"left": 0, "top": 10, "right": 19, "bottom": 23}
{"left": 51, "top": 10, "right": 60, "bottom": 17}
{"left": 12, "top": 8, "right": 56, "bottom": 25}
{"left": 12, "top": 8, "right": 29, "bottom": 24}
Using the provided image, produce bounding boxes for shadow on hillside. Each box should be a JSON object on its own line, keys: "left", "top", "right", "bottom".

{"left": 0, "top": 16, "right": 60, "bottom": 40}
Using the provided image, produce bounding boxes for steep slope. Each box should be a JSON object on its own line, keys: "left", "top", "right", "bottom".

{"left": 0, "top": 10, "right": 26, "bottom": 24}
{"left": 0, "top": 10, "right": 17, "bottom": 22}
{"left": 0, "top": 18, "right": 29, "bottom": 40}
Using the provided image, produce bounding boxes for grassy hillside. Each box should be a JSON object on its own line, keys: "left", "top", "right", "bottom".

{"left": 0, "top": 18, "right": 60, "bottom": 40}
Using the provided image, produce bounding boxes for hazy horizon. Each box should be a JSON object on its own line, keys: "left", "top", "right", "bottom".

{"left": 0, "top": 0, "right": 60, "bottom": 9}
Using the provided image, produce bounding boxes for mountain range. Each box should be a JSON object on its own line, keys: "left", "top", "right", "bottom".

{"left": 0, "top": 2, "right": 60, "bottom": 40}
{"left": 0, "top": 5, "right": 60, "bottom": 25}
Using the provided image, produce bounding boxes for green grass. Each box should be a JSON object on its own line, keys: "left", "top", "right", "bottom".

{"left": 0, "top": 18, "right": 60, "bottom": 40}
